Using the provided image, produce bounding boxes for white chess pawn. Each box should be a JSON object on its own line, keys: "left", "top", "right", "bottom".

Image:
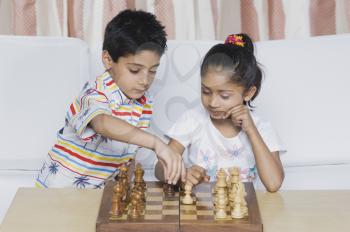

{"left": 182, "top": 184, "right": 193, "bottom": 205}
{"left": 231, "top": 194, "right": 244, "bottom": 219}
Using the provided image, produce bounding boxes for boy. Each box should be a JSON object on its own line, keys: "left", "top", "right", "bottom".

{"left": 36, "top": 10, "right": 185, "bottom": 188}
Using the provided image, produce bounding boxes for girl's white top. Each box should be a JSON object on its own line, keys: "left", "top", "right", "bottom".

{"left": 166, "top": 106, "right": 286, "bottom": 181}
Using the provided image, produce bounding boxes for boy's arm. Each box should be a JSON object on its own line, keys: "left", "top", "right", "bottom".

{"left": 90, "top": 114, "right": 185, "bottom": 184}
{"left": 155, "top": 139, "right": 185, "bottom": 182}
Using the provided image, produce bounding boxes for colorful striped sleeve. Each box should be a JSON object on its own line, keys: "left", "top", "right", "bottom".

{"left": 67, "top": 84, "right": 111, "bottom": 141}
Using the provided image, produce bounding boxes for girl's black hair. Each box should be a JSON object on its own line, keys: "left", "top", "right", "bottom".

{"left": 103, "top": 9, "right": 167, "bottom": 62}
{"left": 200, "top": 33, "right": 263, "bottom": 107}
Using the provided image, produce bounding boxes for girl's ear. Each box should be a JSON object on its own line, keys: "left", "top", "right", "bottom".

{"left": 102, "top": 50, "right": 113, "bottom": 70}
{"left": 243, "top": 86, "right": 257, "bottom": 102}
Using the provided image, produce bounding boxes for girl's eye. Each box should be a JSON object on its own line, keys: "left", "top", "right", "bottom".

{"left": 221, "top": 95, "right": 230, "bottom": 100}
{"left": 201, "top": 89, "right": 210, "bottom": 94}
{"left": 149, "top": 70, "right": 157, "bottom": 75}
{"left": 129, "top": 69, "right": 140, "bottom": 74}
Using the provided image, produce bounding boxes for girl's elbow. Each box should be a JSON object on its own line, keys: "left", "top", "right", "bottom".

{"left": 265, "top": 174, "right": 284, "bottom": 193}
{"left": 266, "top": 183, "right": 281, "bottom": 193}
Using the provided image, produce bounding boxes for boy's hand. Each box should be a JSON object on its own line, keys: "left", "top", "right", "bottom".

{"left": 154, "top": 139, "right": 186, "bottom": 185}
{"left": 223, "top": 104, "right": 256, "bottom": 134}
{"left": 184, "top": 165, "right": 210, "bottom": 187}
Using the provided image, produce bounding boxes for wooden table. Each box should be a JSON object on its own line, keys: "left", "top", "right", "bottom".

{"left": 1, "top": 188, "right": 350, "bottom": 232}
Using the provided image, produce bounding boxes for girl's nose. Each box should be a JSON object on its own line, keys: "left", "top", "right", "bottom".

{"left": 208, "top": 96, "right": 220, "bottom": 108}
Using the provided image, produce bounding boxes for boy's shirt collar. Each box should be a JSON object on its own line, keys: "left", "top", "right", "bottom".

{"left": 100, "top": 71, "right": 147, "bottom": 105}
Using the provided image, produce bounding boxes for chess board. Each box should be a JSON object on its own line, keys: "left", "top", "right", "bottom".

{"left": 96, "top": 181, "right": 180, "bottom": 232}
{"left": 96, "top": 181, "right": 262, "bottom": 232}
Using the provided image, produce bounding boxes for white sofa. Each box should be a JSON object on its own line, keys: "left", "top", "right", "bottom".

{"left": 1, "top": 34, "right": 350, "bottom": 223}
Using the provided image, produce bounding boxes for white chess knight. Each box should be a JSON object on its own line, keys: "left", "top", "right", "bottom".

{"left": 182, "top": 184, "right": 193, "bottom": 204}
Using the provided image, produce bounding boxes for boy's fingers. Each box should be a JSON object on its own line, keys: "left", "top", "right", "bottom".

{"left": 162, "top": 166, "right": 168, "bottom": 181}
{"left": 169, "top": 156, "right": 178, "bottom": 184}
{"left": 181, "top": 161, "right": 186, "bottom": 183}
{"left": 165, "top": 157, "right": 172, "bottom": 182}
{"left": 173, "top": 158, "right": 181, "bottom": 185}
{"left": 159, "top": 159, "right": 168, "bottom": 181}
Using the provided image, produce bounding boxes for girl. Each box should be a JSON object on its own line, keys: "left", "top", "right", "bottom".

{"left": 35, "top": 10, "right": 185, "bottom": 188}
{"left": 155, "top": 34, "right": 285, "bottom": 192}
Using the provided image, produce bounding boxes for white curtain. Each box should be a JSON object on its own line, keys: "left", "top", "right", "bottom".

{"left": 0, "top": 0, "right": 349, "bottom": 49}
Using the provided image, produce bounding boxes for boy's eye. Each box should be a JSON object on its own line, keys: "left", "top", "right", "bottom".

{"left": 201, "top": 89, "right": 210, "bottom": 94}
{"left": 221, "top": 95, "right": 230, "bottom": 100}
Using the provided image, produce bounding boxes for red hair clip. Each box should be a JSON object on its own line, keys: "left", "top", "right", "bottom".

{"left": 224, "top": 34, "right": 245, "bottom": 47}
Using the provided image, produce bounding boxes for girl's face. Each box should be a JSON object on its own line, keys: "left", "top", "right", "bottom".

{"left": 103, "top": 50, "right": 160, "bottom": 99}
{"left": 201, "top": 70, "right": 248, "bottom": 120}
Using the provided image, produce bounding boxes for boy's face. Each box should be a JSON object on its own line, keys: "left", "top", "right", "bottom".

{"left": 103, "top": 50, "right": 160, "bottom": 99}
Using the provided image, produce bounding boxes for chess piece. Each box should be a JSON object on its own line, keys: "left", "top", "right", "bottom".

{"left": 131, "top": 184, "right": 146, "bottom": 212}
{"left": 239, "top": 182, "right": 248, "bottom": 216}
{"left": 116, "top": 165, "right": 128, "bottom": 181}
{"left": 231, "top": 193, "right": 244, "bottom": 219}
{"left": 164, "top": 183, "right": 175, "bottom": 197}
{"left": 216, "top": 169, "right": 227, "bottom": 186}
{"left": 228, "top": 167, "right": 239, "bottom": 187}
{"left": 182, "top": 184, "right": 193, "bottom": 204}
{"left": 215, "top": 187, "right": 228, "bottom": 219}
{"left": 214, "top": 168, "right": 227, "bottom": 194}
{"left": 228, "top": 167, "right": 240, "bottom": 207}
{"left": 109, "top": 181, "right": 123, "bottom": 218}
{"left": 214, "top": 169, "right": 229, "bottom": 219}
{"left": 129, "top": 191, "right": 142, "bottom": 218}
{"left": 118, "top": 165, "right": 129, "bottom": 202}
{"left": 134, "top": 163, "right": 146, "bottom": 190}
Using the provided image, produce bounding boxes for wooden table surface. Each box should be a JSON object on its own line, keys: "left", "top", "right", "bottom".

{"left": 1, "top": 188, "right": 350, "bottom": 232}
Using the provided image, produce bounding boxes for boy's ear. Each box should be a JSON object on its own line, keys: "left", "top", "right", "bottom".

{"left": 243, "top": 86, "right": 257, "bottom": 102}
{"left": 102, "top": 50, "right": 113, "bottom": 70}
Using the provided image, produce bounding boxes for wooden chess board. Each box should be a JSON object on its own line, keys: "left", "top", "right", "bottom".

{"left": 96, "top": 181, "right": 262, "bottom": 232}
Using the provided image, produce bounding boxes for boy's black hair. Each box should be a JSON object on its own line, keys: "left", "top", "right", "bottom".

{"left": 103, "top": 9, "right": 167, "bottom": 62}
{"left": 200, "top": 33, "right": 263, "bottom": 106}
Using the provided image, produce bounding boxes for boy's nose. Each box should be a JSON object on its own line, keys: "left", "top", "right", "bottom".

{"left": 138, "top": 73, "right": 150, "bottom": 86}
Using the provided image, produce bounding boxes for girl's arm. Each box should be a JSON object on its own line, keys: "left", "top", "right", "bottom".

{"left": 226, "top": 105, "right": 284, "bottom": 192}
{"left": 90, "top": 114, "right": 185, "bottom": 184}
{"left": 155, "top": 139, "right": 185, "bottom": 182}
{"left": 246, "top": 127, "right": 284, "bottom": 192}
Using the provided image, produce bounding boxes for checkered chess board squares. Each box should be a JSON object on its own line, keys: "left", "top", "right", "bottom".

{"left": 110, "top": 185, "right": 180, "bottom": 220}
{"left": 180, "top": 191, "right": 216, "bottom": 220}
{"left": 144, "top": 187, "right": 179, "bottom": 220}
{"left": 180, "top": 190, "right": 235, "bottom": 220}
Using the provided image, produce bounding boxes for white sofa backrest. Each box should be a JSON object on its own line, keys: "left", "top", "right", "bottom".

{"left": 254, "top": 35, "right": 350, "bottom": 166}
{"left": 90, "top": 35, "right": 350, "bottom": 169}
{"left": 2, "top": 34, "right": 350, "bottom": 171}
{"left": 0, "top": 36, "right": 89, "bottom": 170}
